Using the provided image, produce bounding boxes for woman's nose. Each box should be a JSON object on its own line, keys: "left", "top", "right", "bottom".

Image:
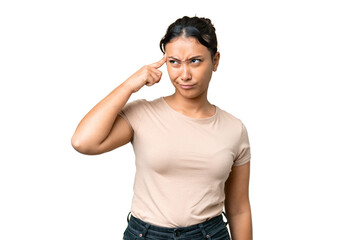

{"left": 180, "top": 65, "right": 191, "bottom": 81}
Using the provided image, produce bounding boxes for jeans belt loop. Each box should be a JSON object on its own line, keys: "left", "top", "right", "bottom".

{"left": 198, "top": 222, "right": 211, "bottom": 240}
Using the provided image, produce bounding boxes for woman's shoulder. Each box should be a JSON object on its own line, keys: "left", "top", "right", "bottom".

{"left": 124, "top": 97, "right": 164, "bottom": 111}
{"left": 217, "top": 107, "right": 250, "bottom": 144}
{"left": 217, "top": 106, "right": 245, "bottom": 126}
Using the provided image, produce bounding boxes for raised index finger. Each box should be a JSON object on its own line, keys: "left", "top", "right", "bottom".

{"left": 149, "top": 55, "right": 167, "bottom": 69}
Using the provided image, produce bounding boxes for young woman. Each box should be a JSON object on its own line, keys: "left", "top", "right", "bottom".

{"left": 71, "top": 16, "right": 252, "bottom": 240}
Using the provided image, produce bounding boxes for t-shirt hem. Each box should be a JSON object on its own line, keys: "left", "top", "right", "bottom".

{"left": 118, "top": 111, "right": 134, "bottom": 134}
{"left": 233, "top": 155, "right": 251, "bottom": 167}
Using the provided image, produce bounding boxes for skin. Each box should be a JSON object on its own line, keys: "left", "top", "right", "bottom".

{"left": 225, "top": 163, "right": 253, "bottom": 240}
{"left": 163, "top": 36, "right": 219, "bottom": 118}
{"left": 71, "top": 36, "right": 252, "bottom": 240}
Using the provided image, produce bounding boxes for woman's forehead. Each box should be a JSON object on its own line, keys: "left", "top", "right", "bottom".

{"left": 165, "top": 37, "right": 211, "bottom": 59}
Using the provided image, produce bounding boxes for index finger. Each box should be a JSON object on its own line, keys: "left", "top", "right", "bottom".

{"left": 149, "top": 54, "right": 167, "bottom": 69}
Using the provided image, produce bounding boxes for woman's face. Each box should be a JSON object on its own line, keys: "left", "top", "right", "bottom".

{"left": 165, "top": 36, "right": 220, "bottom": 100}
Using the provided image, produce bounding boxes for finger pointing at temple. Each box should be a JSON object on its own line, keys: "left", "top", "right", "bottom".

{"left": 149, "top": 55, "right": 167, "bottom": 69}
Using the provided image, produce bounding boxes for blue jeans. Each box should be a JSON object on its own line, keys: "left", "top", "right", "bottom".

{"left": 123, "top": 211, "right": 231, "bottom": 240}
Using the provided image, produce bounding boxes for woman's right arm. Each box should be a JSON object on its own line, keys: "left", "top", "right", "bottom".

{"left": 71, "top": 55, "right": 166, "bottom": 155}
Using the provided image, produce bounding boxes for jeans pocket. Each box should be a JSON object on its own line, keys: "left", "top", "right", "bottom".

{"left": 208, "top": 222, "right": 231, "bottom": 240}
{"left": 123, "top": 227, "right": 138, "bottom": 240}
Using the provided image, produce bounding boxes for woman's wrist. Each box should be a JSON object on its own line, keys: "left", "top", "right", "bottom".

{"left": 120, "top": 80, "right": 137, "bottom": 94}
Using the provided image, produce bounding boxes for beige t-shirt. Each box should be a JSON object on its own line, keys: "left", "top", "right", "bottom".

{"left": 119, "top": 97, "right": 251, "bottom": 227}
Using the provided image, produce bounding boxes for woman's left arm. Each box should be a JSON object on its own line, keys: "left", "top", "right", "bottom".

{"left": 224, "top": 162, "right": 252, "bottom": 240}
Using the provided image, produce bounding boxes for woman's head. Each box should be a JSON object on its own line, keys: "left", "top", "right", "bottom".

{"left": 160, "top": 16, "right": 220, "bottom": 100}
{"left": 160, "top": 16, "right": 218, "bottom": 59}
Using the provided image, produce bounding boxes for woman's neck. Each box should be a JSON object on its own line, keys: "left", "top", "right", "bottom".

{"left": 164, "top": 92, "right": 216, "bottom": 119}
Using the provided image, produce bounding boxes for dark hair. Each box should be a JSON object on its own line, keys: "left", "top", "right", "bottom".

{"left": 159, "top": 16, "right": 218, "bottom": 58}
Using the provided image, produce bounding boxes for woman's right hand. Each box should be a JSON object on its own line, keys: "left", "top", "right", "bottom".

{"left": 124, "top": 55, "right": 167, "bottom": 93}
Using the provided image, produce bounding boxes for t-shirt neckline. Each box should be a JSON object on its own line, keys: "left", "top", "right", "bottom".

{"left": 160, "top": 97, "right": 218, "bottom": 122}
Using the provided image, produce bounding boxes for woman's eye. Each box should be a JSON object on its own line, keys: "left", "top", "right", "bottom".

{"left": 191, "top": 59, "right": 201, "bottom": 64}
{"left": 169, "top": 60, "right": 179, "bottom": 64}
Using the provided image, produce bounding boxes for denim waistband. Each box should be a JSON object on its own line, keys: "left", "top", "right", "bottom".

{"left": 127, "top": 212, "right": 228, "bottom": 226}
{"left": 125, "top": 211, "right": 228, "bottom": 240}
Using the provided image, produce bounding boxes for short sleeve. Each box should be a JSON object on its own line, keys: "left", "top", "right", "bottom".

{"left": 233, "top": 123, "right": 251, "bottom": 167}
{"left": 118, "top": 99, "right": 145, "bottom": 132}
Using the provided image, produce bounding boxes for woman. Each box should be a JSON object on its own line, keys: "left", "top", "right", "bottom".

{"left": 71, "top": 16, "right": 252, "bottom": 240}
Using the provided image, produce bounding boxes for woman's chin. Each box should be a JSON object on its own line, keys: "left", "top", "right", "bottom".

{"left": 174, "top": 88, "right": 205, "bottom": 100}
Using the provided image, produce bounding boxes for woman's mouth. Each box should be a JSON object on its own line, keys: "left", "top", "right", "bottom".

{"left": 180, "top": 84, "right": 196, "bottom": 89}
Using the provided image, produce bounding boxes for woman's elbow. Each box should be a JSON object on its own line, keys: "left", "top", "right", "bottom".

{"left": 71, "top": 135, "right": 99, "bottom": 155}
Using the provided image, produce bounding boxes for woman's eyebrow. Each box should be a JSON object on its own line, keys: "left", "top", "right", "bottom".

{"left": 188, "top": 55, "right": 203, "bottom": 60}
{"left": 168, "top": 55, "right": 203, "bottom": 61}
{"left": 168, "top": 56, "right": 181, "bottom": 61}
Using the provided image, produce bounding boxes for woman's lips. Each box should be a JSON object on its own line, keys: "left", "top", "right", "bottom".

{"left": 180, "top": 84, "right": 195, "bottom": 89}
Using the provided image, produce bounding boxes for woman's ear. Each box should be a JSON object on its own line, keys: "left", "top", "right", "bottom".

{"left": 213, "top": 52, "right": 220, "bottom": 71}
